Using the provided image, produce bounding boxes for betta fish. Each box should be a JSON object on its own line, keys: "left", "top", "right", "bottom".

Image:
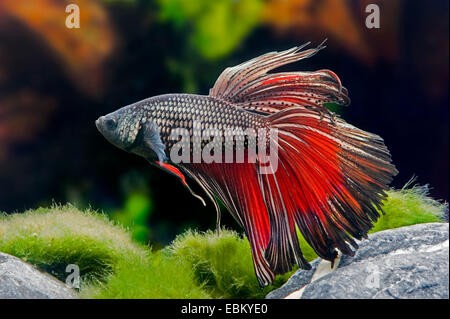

{"left": 96, "top": 41, "right": 398, "bottom": 287}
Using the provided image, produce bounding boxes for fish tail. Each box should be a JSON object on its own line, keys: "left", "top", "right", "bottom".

{"left": 261, "top": 107, "right": 397, "bottom": 275}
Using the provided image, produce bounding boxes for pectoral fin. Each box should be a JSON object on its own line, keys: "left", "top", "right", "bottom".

{"left": 142, "top": 122, "right": 167, "bottom": 163}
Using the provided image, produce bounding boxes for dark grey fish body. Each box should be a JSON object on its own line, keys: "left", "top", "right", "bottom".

{"left": 96, "top": 93, "right": 266, "bottom": 163}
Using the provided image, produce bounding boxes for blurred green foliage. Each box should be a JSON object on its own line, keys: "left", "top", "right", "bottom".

{"left": 110, "top": 170, "right": 153, "bottom": 244}
{"left": 158, "top": 0, "right": 263, "bottom": 60}
{"left": 111, "top": 192, "right": 152, "bottom": 243}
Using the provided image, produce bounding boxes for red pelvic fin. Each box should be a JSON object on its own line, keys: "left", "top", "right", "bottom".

{"left": 156, "top": 161, "right": 187, "bottom": 185}
{"left": 155, "top": 161, "right": 207, "bottom": 206}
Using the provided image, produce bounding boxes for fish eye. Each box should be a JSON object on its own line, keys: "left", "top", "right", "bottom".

{"left": 106, "top": 118, "right": 117, "bottom": 130}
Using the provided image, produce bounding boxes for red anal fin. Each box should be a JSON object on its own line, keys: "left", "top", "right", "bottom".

{"left": 181, "top": 161, "right": 275, "bottom": 287}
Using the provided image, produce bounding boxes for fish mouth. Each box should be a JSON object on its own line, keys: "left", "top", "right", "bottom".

{"left": 95, "top": 116, "right": 103, "bottom": 131}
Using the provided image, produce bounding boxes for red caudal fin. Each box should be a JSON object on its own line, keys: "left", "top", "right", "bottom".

{"left": 262, "top": 107, "right": 397, "bottom": 272}
{"left": 209, "top": 40, "right": 350, "bottom": 116}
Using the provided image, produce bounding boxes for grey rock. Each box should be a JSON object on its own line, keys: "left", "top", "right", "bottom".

{"left": 0, "top": 252, "right": 77, "bottom": 299}
{"left": 266, "top": 223, "right": 449, "bottom": 299}
{"left": 265, "top": 259, "right": 321, "bottom": 299}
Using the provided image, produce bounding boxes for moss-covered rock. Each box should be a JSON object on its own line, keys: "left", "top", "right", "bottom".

{"left": 0, "top": 185, "right": 447, "bottom": 299}
{"left": 0, "top": 205, "right": 209, "bottom": 298}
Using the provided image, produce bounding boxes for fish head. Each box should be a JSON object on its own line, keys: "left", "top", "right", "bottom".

{"left": 96, "top": 105, "right": 142, "bottom": 152}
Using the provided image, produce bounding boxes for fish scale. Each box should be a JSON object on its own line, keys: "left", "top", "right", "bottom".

{"left": 136, "top": 93, "right": 266, "bottom": 154}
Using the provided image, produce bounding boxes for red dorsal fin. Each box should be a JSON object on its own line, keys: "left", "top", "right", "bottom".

{"left": 209, "top": 40, "right": 350, "bottom": 116}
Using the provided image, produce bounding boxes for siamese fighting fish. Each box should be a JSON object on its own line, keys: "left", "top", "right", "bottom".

{"left": 96, "top": 42, "right": 398, "bottom": 287}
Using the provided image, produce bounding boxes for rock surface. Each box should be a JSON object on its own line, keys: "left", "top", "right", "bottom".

{"left": 0, "top": 252, "right": 77, "bottom": 299}
{"left": 266, "top": 223, "right": 449, "bottom": 299}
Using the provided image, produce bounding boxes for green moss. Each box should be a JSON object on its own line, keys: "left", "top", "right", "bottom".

{"left": 370, "top": 185, "right": 446, "bottom": 233}
{"left": 0, "top": 205, "right": 146, "bottom": 284}
{"left": 165, "top": 229, "right": 307, "bottom": 298}
{"left": 0, "top": 204, "right": 208, "bottom": 299}
{"left": 80, "top": 251, "right": 211, "bottom": 299}
{"left": 165, "top": 229, "right": 258, "bottom": 298}
{"left": 0, "top": 185, "right": 447, "bottom": 299}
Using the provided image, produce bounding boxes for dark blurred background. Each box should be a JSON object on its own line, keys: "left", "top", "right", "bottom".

{"left": 0, "top": 0, "right": 448, "bottom": 247}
